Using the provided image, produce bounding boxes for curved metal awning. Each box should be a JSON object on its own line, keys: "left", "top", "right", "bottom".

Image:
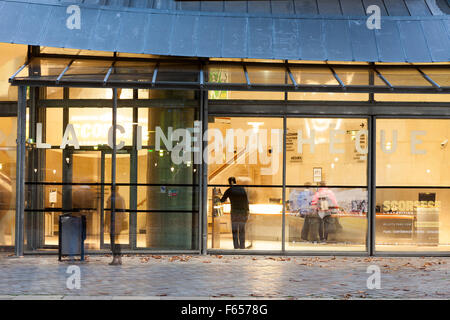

{"left": 0, "top": 0, "right": 448, "bottom": 63}
{"left": 9, "top": 57, "right": 450, "bottom": 94}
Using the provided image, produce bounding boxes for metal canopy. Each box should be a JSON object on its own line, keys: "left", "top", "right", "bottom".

{"left": 9, "top": 57, "right": 450, "bottom": 94}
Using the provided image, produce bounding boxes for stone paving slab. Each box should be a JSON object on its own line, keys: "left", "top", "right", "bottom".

{"left": 0, "top": 254, "right": 448, "bottom": 300}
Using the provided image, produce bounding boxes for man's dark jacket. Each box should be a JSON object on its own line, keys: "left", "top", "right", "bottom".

{"left": 220, "top": 186, "right": 250, "bottom": 222}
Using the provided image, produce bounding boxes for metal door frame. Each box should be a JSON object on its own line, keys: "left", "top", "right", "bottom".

{"left": 99, "top": 148, "right": 135, "bottom": 250}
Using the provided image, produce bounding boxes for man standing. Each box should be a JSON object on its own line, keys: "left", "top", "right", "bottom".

{"left": 220, "top": 177, "right": 250, "bottom": 249}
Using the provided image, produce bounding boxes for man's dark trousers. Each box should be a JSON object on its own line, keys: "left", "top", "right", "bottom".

{"left": 231, "top": 221, "right": 246, "bottom": 249}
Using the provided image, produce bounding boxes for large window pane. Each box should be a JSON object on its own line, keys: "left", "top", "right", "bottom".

{"left": 376, "top": 119, "right": 450, "bottom": 252}
{"left": 376, "top": 119, "right": 450, "bottom": 186}
{"left": 286, "top": 118, "right": 368, "bottom": 186}
{"left": 137, "top": 211, "right": 198, "bottom": 250}
{"left": 135, "top": 104, "right": 199, "bottom": 250}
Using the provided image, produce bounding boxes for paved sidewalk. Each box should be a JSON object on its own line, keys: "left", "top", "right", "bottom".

{"left": 0, "top": 254, "right": 448, "bottom": 299}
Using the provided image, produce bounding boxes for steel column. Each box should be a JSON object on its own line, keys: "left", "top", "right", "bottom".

{"left": 201, "top": 90, "right": 208, "bottom": 254}
{"left": 281, "top": 116, "right": 287, "bottom": 253}
{"left": 129, "top": 89, "right": 138, "bottom": 249}
{"left": 110, "top": 88, "right": 118, "bottom": 257}
{"left": 15, "top": 86, "right": 27, "bottom": 256}
{"left": 368, "top": 116, "right": 376, "bottom": 256}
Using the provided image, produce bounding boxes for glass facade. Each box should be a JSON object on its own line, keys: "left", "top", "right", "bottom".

{"left": 0, "top": 45, "right": 449, "bottom": 255}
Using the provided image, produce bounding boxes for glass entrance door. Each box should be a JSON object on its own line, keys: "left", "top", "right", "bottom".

{"left": 41, "top": 148, "right": 134, "bottom": 251}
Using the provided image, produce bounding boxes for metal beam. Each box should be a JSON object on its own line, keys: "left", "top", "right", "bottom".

{"left": 103, "top": 61, "right": 116, "bottom": 85}
{"left": 199, "top": 64, "right": 204, "bottom": 88}
{"left": 152, "top": 62, "right": 159, "bottom": 87}
{"left": 374, "top": 68, "right": 394, "bottom": 91}
{"left": 9, "top": 62, "right": 29, "bottom": 82}
{"left": 243, "top": 64, "right": 251, "bottom": 88}
{"left": 329, "top": 66, "right": 346, "bottom": 91}
{"left": 56, "top": 60, "right": 74, "bottom": 84}
{"left": 416, "top": 67, "right": 442, "bottom": 91}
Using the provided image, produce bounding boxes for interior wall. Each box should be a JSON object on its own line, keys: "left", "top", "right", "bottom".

{"left": 0, "top": 43, "right": 27, "bottom": 101}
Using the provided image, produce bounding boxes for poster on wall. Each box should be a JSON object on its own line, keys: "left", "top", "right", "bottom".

{"left": 208, "top": 69, "right": 229, "bottom": 99}
{"left": 313, "top": 167, "right": 322, "bottom": 183}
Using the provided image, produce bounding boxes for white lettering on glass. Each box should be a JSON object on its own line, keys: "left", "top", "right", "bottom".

{"left": 329, "top": 129, "right": 345, "bottom": 154}
{"left": 411, "top": 131, "right": 427, "bottom": 155}
{"left": 36, "top": 123, "right": 50, "bottom": 149}
{"left": 60, "top": 124, "right": 80, "bottom": 149}
{"left": 297, "top": 129, "right": 316, "bottom": 154}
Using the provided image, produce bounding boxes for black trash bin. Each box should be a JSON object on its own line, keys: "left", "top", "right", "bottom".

{"left": 58, "top": 213, "right": 86, "bottom": 261}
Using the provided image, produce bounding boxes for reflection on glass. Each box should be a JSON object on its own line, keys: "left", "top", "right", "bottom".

{"left": 103, "top": 186, "right": 129, "bottom": 245}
